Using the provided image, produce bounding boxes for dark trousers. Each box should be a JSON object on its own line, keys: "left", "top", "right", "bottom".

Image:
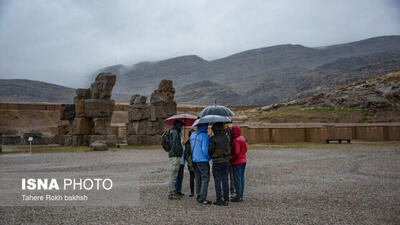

{"left": 229, "top": 165, "right": 235, "bottom": 193}
{"left": 193, "top": 162, "right": 210, "bottom": 202}
{"left": 189, "top": 170, "right": 195, "bottom": 194}
{"left": 212, "top": 162, "right": 230, "bottom": 202}
{"left": 175, "top": 164, "right": 184, "bottom": 193}
{"left": 232, "top": 163, "right": 246, "bottom": 198}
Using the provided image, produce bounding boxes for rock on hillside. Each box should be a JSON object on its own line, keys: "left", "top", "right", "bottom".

{"left": 298, "top": 71, "right": 400, "bottom": 110}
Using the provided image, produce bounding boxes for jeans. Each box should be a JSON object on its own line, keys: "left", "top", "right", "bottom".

{"left": 229, "top": 165, "right": 235, "bottom": 193}
{"left": 193, "top": 162, "right": 210, "bottom": 202}
{"left": 212, "top": 162, "right": 230, "bottom": 202}
{"left": 175, "top": 164, "right": 184, "bottom": 193}
{"left": 168, "top": 157, "right": 180, "bottom": 195}
{"left": 232, "top": 163, "right": 246, "bottom": 198}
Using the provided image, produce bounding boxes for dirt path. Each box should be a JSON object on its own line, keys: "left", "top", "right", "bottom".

{"left": 1, "top": 144, "right": 399, "bottom": 224}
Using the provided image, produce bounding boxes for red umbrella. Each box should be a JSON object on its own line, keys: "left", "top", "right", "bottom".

{"left": 164, "top": 113, "right": 197, "bottom": 127}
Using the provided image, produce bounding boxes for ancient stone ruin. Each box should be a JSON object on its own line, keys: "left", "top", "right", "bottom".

{"left": 126, "top": 80, "right": 177, "bottom": 145}
{"left": 57, "top": 73, "right": 117, "bottom": 149}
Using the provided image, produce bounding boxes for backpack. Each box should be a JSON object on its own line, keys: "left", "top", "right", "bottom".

{"left": 161, "top": 130, "right": 171, "bottom": 152}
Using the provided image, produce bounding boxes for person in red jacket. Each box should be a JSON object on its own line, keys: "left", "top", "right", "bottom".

{"left": 230, "top": 126, "right": 247, "bottom": 202}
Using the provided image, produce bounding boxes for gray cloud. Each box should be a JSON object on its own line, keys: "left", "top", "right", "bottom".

{"left": 0, "top": 0, "right": 399, "bottom": 87}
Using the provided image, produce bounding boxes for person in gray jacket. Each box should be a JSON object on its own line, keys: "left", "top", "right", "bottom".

{"left": 168, "top": 120, "right": 184, "bottom": 200}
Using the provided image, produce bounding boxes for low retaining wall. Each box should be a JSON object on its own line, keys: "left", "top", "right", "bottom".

{"left": 240, "top": 124, "right": 400, "bottom": 144}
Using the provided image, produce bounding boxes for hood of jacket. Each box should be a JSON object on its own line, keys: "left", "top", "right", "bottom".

{"left": 197, "top": 123, "right": 208, "bottom": 132}
{"left": 231, "top": 126, "right": 241, "bottom": 139}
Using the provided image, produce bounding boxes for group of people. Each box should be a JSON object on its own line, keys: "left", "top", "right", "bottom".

{"left": 166, "top": 120, "right": 247, "bottom": 206}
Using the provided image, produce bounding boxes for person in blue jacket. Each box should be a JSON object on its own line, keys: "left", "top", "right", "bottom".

{"left": 190, "top": 123, "right": 211, "bottom": 205}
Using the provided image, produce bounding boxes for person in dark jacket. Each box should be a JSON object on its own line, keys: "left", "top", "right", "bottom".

{"left": 209, "top": 122, "right": 230, "bottom": 206}
{"left": 184, "top": 129, "right": 196, "bottom": 197}
{"left": 230, "top": 126, "right": 247, "bottom": 202}
{"left": 190, "top": 123, "right": 211, "bottom": 204}
{"left": 224, "top": 123, "right": 235, "bottom": 196}
{"left": 167, "top": 120, "right": 184, "bottom": 200}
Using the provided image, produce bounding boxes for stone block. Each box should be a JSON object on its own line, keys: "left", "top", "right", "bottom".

{"left": 271, "top": 128, "right": 306, "bottom": 143}
{"left": 158, "top": 80, "right": 175, "bottom": 92}
{"left": 129, "top": 95, "right": 140, "bottom": 105}
{"left": 56, "top": 135, "right": 72, "bottom": 145}
{"left": 134, "top": 95, "right": 147, "bottom": 105}
{"left": 60, "top": 104, "right": 75, "bottom": 120}
{"left": 73, "top": 118, "right": 93, "bottom": 135}
{"left": 90, "top": 73, "right": 116, "bottom": 99}
{"left": 127, "top": 135, "right": 161, "bottom": 145}
{"left": 149, "top": 105, "right": 166, "bottom": 121}
{"left": 75, "top": 88, "right": 91, "bottom": 100}
{"left": 84, "top": 99, "right": 115, "bottom": 118}
{"left": 126, "top": 121, "right": 147, "bottom": 135}
{"left": 74, "top": 98, "right": 86, "bottom": 117}
{"left": 72, "top": 135, "right": 87, "bottom": 147}
{"left": 93, "top": 118, "right": 112, "bottom": 135}
{"left": 58, "top": 124, "right": 72, "bottom": 135}
{"left": 128, "top": 106, "right": 150, "bottom": 121}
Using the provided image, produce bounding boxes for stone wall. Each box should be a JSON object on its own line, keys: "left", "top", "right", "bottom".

{"left": 240, "top": 124, "right": 400, "bottom": 144}
{"left": 57, "top": 73, "right": 117, "bottom": 147}
{"left": 126, "top": 80, "right": 177, "bottom": 145}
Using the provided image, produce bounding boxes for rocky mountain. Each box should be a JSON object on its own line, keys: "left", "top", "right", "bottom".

{"left": 0, "top": 79, "right": 75, "bottom": 103}
{"left": 175, "top": 80, "right": 242, "bottom": 105}
{"left": 97, "top": 35, "right": 400, "bottom": 105}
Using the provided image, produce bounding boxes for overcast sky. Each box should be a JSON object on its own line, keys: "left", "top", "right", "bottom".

{"left": 0, "top": 0, "right": 399, "bottom": 88}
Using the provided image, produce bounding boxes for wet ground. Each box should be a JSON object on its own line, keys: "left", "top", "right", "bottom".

{"left": 1, "top": 144, "right": 399, "bottom": 224}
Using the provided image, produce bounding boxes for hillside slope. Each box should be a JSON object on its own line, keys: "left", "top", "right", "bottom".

{"left": 0, "top": 79, "right": 75, "bottom": 103}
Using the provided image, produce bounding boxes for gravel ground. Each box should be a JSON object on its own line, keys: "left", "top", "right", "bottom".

{"left": 1, "top": 144, "right": 399, "bottom": 224}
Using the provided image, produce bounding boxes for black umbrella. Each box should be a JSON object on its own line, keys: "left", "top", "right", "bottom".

{"left": 196, "top": 115, "right": 232, "bottom": 125}
{"left": 198, "top": 105, "right": 235, "bottom": 117}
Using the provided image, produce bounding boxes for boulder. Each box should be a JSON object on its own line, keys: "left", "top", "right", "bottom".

{"left": 84, "top": 99, "right": 115, "bottom": 118}
{"left": 90, "top": 73, "right": 116, "bottom": 99}
{"left": 87, "top": 135, "right": 117, "bottom": 147}
{"left": 60, "top": 104, "right": 75, "bottom": 121}
{"left": 90, "top": 140, "right": 108, "bottom": 151}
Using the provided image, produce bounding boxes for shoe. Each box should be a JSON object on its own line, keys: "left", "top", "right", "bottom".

{"left": 198, "top": 200, "right": 212, "bottom": 205}
{"left": 223, "top": 201, "right": 229, "bottom": 206}
{"left": 174, "top": 191, "right": 184, "bottom": 197}
{"left": 231, "top": 197, "right": 242, "bottom": 202}
{"left": 189, "top": 193, "right": 194, "bottom": 197}
{"left": 168, "top": 194, "right": 181, "bottom": 200}
{"left": 213, "top": 201, "right": 224, "bottom": 206}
